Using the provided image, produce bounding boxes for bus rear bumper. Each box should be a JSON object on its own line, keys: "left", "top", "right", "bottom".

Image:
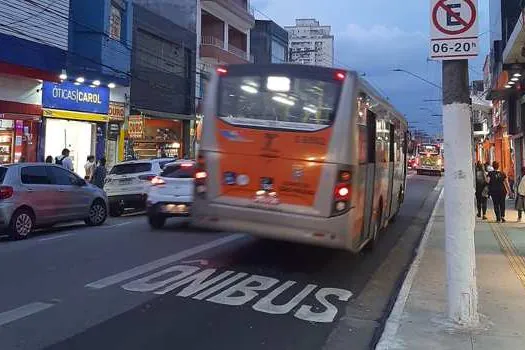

{"left": 191, "top": 202, "right": 355, "bottom": 251}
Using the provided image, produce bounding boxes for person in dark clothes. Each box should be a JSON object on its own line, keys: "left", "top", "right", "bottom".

{"left": 45, "top": 156, "right": 54, "bottom": 163}
{"left": 475, "top": 161, "right": 488, "bottom": 220}
{"left": 487, "top": 161, "right": 511, "bottom": 223}
{"left": 91, "top": 157, "right": 107, "bottom": 189}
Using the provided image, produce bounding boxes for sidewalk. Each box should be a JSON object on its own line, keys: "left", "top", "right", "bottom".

{"left": 376, "top": 193, "right": 525, "bottom": 350}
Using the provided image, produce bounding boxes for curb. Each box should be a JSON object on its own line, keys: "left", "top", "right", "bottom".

{"left": 375, "top": 182, "right": 444, "bottom": 350}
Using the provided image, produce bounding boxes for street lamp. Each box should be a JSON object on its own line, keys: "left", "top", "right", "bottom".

{"left": 392, "top": 68, "right": 443, "bottom": 90}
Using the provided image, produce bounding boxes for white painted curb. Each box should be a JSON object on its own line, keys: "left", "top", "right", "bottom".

{"left": 375, "top": 182, "right": 444, "bottom": 350}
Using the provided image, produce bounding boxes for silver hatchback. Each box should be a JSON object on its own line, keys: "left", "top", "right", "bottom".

{"left": 0, "top": 163, "right": 108, "bottom": 239}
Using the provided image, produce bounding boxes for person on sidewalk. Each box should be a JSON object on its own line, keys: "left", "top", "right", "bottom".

{"left": 91, "top": 157, "right": 107, "bottom": 189}
{"left": 84, "top": 155, "right": 96, "bottom": 181}
{"left": 475, "top": 161, "right": 488, "bottom": 220}
{"left": 487, "top": 161, "right": 511, "bottom": 223}
{"left": 55, "top": 148, "right": 74, "bottom": 172}
{"left": 515, "top": 167, "right": 525, "bottom": 222}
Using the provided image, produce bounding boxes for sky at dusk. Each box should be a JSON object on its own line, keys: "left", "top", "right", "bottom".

{"left": 251, "top": 0, "right": 491, "bottom": 135}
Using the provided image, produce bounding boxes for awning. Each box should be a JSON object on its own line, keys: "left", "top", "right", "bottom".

{"left": 135, "top": 108, "right": 197, "bottom": 121}
{"left": 43, "top": 109, "right": 109, "bottom": 122}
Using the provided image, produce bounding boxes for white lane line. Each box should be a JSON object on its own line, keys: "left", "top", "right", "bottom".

{"left": 100, "top": 221, "right": 132, "bottom": 229}
{"left": 38, "top": 233, "right": 75, "bottom": 242}
{"left": 0, "top": 302, "right": 54, "bottom": 326}
{"left": 85, "top": 234, "right": 245, "bottom": 289}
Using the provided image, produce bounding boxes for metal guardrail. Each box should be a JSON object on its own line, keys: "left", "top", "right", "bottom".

{"left": 201, "top": 36, "right": 250, "bottom": 61}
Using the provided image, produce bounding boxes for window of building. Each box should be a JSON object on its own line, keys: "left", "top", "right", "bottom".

{"left": 110, "top": 3, "right": 122, "bottom": 41}
{"left": 135, "top": 29, "right": 186, "bottom": 78}
{"left": 271, "top": 40, "right": 286, "bottom": 63}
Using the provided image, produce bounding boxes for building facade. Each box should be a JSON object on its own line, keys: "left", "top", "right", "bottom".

{"left": 486, "top": 0, "right": 524, "bottom": 183}
{"left": 128, "top": 1, "right": 197, "bottom": 159}
{"left": 250, "top": 20, "right": 288, "bottom": 64}
{"left": 194, "top": 0, "right": 255, "bottom": 155}
{"left": 285, "top": 19, "right": 334, "bottom": 67}
{"left": 0, "top": 0, "right": 70, "bottom": 164}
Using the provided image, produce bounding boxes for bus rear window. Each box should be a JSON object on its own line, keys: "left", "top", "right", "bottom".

{"left": 218, "top": 75, "right": 341, "bottom": 131}
{"left": 418, "top": 145, "right": 440, "bottom": 155}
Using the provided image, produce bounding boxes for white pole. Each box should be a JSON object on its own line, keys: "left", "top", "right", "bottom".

{"left": 442, "top": 60, "right": 479, "bottom": 326}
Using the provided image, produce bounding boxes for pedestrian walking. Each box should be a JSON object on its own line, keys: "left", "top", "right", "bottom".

{"left": 487, "top": 161, "right": 511, "bottom": 223}
{"left": 515, "top": 167, "right": 525, "bottom": 222}
{"left": 45, "top": 155, "right": 54, "bottom": 163}
{"left": 475, "top": 161, "right": 488, "bottom": 220}
{"left": 84, "top": 155, "right": 96, "bottom": 181}
{"left": 91, "top": 157, "right": 107, "bottom": 189}
{"left": 55, "top": 148, "right": 74, "bottom": 172}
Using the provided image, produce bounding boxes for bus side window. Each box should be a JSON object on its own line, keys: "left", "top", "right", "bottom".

{"left": 358, "top": 126, "right": 367, "bottom": 164}
{"left": 366, "top": 110, "right": 376, "bottom": 163}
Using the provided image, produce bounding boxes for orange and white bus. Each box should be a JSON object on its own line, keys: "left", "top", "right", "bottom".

{"left": 192, "top": 64, "right": 408, "bottom": 252}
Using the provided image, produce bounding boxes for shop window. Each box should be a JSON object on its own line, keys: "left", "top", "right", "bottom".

{"left": 21, "top": 166, "right": 51, "bottom": 185}
{"left": 110, "top": 3, "right": 122, "bottom": 41}
{"left": 48, "top": 167, "right": 81, "bottom": 186}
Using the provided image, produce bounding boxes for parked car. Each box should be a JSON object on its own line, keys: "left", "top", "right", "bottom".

{"left": 146, "top": 160, "right": 196, "bottom": 229}
{"left": 407, "top": 156, "right": 416, "bottom": 169}
{"left": 104, "top": 158, "right": 176, "bottom": 216}
{"left": 0, "top": 163, "right": 108, "bottom": 239}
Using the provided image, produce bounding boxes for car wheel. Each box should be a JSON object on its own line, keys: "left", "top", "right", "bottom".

{"left": 86, "top": 200, "right": 107, "bottom": 226}
{"left": 109, "top": 204, "right": 124, "bottom": 217}
{"left": 148, "top": 215, "right": 166, "bottom": 229}
{"left": 9, "top": 209, "right": 34, "bottom": 240}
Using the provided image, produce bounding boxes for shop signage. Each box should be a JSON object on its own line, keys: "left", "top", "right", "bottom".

{"left": 42, "top": 81, "right": 110, "bottom": 114}
{"left": 128, "top": 115, "right": 144, "bottom": 139}
{"left": 109, "top": 102, "right": 125, "bottom": 121}
{"left": 108, "top": 122, "right": 121, "bottom": 141}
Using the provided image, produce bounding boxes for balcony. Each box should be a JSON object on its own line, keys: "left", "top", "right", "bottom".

{"left": 201, "top": 36, "right": 252, "bottom": 64}
{"left": 202, "top": 0, "right": 254, "bottom": 32}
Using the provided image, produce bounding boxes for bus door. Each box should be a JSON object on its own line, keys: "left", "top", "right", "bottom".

{"left": 387, "top": 124, "right": 395, "bottom": 217}
{"left": 362, "top": 110, "right": 376, "bottom": 242}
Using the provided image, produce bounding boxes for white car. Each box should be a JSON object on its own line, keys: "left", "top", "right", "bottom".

{"left": 104, "top": 158, "right": 176, "bottom": 216}
{"left": 146, "top": 160, "right": 196, "bottom": 229}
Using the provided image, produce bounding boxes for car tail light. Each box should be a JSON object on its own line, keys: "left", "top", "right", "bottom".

{"left": 0, "top": 186, "right": 13, "bottom": 200}
{"left": 216, "top": 67, "right": 228, "bottom": 76}
{"left": 151, "top": 176, "right": 165, "bottom": 186}
{"left": 332, "top": 168, "right": 352, "bottom": 216}
{"left": 139, "top": 174, "right": 156, "bottom": 181}
{"left": 195, "top": 153, "right": 208, "bottom": 197}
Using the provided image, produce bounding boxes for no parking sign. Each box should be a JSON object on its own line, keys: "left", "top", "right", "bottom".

{"left": 430, "top": 0, "right": 479, "bottom": 60}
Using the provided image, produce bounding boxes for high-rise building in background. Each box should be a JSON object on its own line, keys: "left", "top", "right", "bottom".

{"left": 250, "top": 20, "right": 288, "bottom": 64}
{"left": 285, "top": 18, "right": 334, "bottom": 67}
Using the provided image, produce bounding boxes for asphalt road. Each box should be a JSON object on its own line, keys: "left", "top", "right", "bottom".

{"left": 0, "top": 173, "right": 441, "bottom": 350}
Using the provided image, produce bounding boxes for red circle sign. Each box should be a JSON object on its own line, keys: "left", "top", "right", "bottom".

{"left": 432, "top": 0, "right": 476, "bottom": 35}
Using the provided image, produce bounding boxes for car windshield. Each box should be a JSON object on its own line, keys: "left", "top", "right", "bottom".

{"left": 109, "top": 163, "right": 152, "bottom": 175}
{"left": 160, "top": 163, "right": 195, "bottom": 178}
{"left": 218, "top": 75, "right": 341, "bottom": 131}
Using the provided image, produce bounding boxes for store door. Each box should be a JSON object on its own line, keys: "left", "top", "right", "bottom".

{"left": 45, "top": 119, "right": 94, "bottom": 178}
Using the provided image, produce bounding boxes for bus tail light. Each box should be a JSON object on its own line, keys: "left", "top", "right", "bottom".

{"left": 195, "top": 153, "right": 208, "bottom": 198}
{"left": 332, "top": 168, "right": 352, "bottom": 216}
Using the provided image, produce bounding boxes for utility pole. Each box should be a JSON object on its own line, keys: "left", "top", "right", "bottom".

{"left": 430, "top": 0, "right": 479, "bottom": 327}
{"left": 442, "top": 60, "right": 478, "bottom": 326}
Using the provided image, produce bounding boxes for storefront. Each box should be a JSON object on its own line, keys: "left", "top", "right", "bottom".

{"left": 41, "top": 81, "right": 109, "bottom": 178}
{"left": 0, "top": 115, "right": 40, "bottom": 163}
{"left": 106, "top": 101, "right": 125, "bottom": 168}
{"left": 126, "top": 114, "right": 183, "bottom": 159}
